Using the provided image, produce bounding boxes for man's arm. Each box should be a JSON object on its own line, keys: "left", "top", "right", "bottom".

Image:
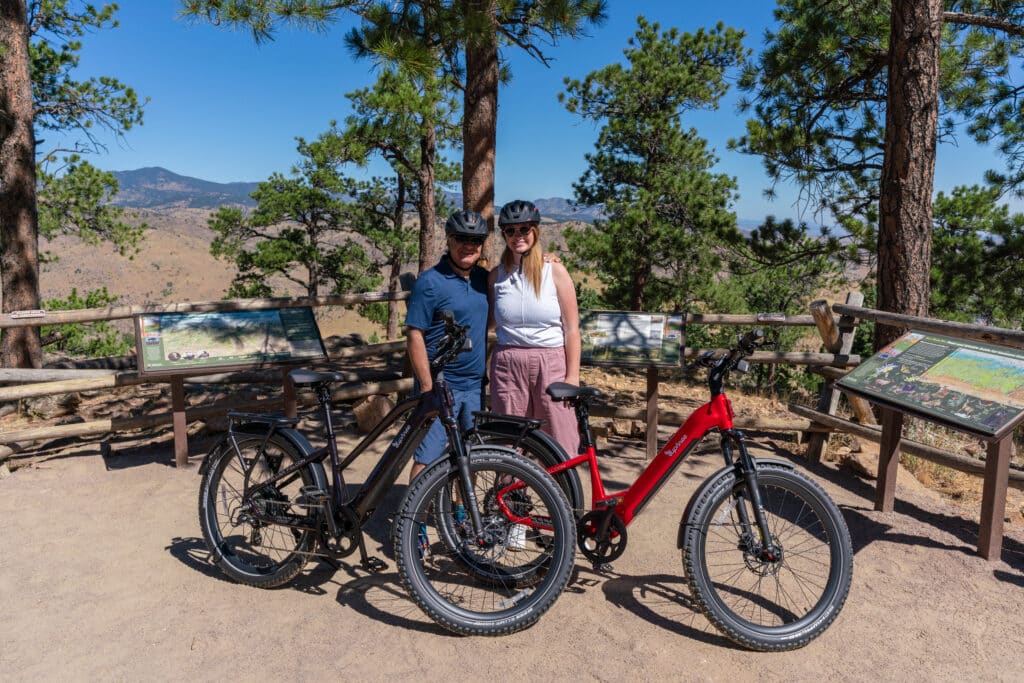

{"left": 407, "top": 328, "right": 432, "bottom": 393}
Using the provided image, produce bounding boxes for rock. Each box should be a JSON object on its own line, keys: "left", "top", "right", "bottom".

{"left": 841, "top": 449, "right": 878, "bottom": 479}
{"left": 203, "top": 414, "right": 230, "bottom": 434}
{"left": 23, "top": 393, "right": 81, "bottom": 419}
{"left": 352, "top": 395, "right": 395, "bottom": 434}
{"left": 0, "top": 463, "right": 10, "bottom": 479}
{"left": 608, "top": 419, "right": 632, "bottom": 437}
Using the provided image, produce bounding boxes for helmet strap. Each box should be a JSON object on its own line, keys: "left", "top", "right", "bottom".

{"left": 446, "top": 253, "right": 473, "bottom": 278}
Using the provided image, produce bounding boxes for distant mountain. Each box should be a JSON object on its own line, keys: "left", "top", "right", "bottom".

{"left": 530, "top": 197, "right": 604, "bottom": 222}
{"left": 109, "top": 167, "right": 609, "bottom": 220}
{"left": 110, "top": 167, "right": 259, "bottom": 209}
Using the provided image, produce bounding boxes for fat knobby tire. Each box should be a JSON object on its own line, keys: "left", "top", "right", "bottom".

{"left": 198, "top": 433, "right": 317, "bottom": 589}
{"left": 394, "top": 447, "right": 576, "bottom": 636}
{"left": 682, "top": 463, "right": 853, "bottom": 651}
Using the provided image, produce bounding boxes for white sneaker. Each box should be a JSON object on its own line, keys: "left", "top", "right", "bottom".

{"left": 507, "top": 524, "right": 528, "bottom": 551}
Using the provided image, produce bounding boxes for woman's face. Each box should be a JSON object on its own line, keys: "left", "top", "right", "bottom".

{"left": 501, "top": 223, "right": 537, "bottom": 255}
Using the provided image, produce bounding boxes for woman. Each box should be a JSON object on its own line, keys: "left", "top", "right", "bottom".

{"left": 488, "top": 200, "right": 581, "bottom": 456}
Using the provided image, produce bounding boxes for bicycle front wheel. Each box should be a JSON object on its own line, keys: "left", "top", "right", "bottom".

{"left": 682, "top": 463, "right": 853, "bottom": 651}
{"left": 394, "top": 447, "right": 576, "bottom": 636}
{"left": 199, "top": 432, "right": 319, "bottom": 588}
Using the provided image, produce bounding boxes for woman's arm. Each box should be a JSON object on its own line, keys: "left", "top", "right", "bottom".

{"left": 487, "top": 266, "right": 498, "bottom": 331}
{"left": 552, "top": 262, "right": 581, "bottom": 386}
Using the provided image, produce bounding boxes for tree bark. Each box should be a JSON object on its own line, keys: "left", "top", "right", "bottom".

{"left": 462, "top": 0, "right": 498, "bottom": 267}
{"left": 389, "top": 176, "right": 406, "bottom": 339}
{"left": 0, "top": 0, "right": 42, "bottom": 368}
{"left": 416, "top": 125, "right": 438, "bottom": 273}
{"left": 876, "top": 0, "right": 942, "bottom": 350}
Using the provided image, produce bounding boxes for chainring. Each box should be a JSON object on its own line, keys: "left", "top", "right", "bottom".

{"left": 577, "top": 510, "right": 628, "bottom": 564}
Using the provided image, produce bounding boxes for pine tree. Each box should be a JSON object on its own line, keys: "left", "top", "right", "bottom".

{"left": 561, "top": 18, "right": 746, "bottom": 311}
{"left": 0, "top": 1, "right": 144, "bottom": 367}
{"left": 732, "top": 0, "right": 1024, "bottom": 345}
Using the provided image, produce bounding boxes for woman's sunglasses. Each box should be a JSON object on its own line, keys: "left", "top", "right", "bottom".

{"left": 452, "top": 235, "right": 486, "bottom": 246}
{"left": 501, "top": 225, "right": 533, "bottom": 238}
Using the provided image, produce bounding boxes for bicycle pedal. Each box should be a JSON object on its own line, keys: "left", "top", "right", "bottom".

{"left": 298, "top": 486, "right": 329, "bottom": 502}
{"left": 592, "top": 562, "right": 614, "bottom": 574}
{"left": 362, "top": 556, "right": 388, "bottom": 573}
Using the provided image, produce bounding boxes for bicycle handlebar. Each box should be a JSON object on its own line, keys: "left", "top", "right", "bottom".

{"left": 429, "top": 311, "right": 472, "bottom": 375}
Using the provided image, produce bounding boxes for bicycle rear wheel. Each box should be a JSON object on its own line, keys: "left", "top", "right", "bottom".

{"left": 682, "top": 463, "right": 853, "bottom": 651}
{"left": 394, "top": 447, "right": 576, "bottom": 636}
{"left": 199, "top": 433, "right": 319, "bottom": 588}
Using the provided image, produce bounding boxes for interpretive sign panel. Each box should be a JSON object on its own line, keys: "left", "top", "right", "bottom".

{"left": 135, "top": 307, "right": 327, "bottom": 376}
{"left": 836, "top": 330, "right": 1024, "bottom": 439}
{"left": 579, "top": 310, "right": 685, "bottom": 367}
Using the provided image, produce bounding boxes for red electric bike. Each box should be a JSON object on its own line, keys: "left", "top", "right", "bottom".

{"left": 464, "top": 329, "right": 853, "bottom": 651}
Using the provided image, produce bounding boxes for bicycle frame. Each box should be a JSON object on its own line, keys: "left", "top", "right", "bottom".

{"left": 544, "top": 393, "right": 748, "bottom": 526}
{"left": 505, "top": 331, "right": 779, "bottom": 554}
{"left": 239, "top": 376, "right": 474, "bottom": 532}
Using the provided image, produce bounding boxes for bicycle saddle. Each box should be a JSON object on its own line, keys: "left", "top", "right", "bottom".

{"left": 546, "top": 382, "right": 603, "bottom": 402}
{"left": 289, "top": 369, "right": 348, "bottom": 385}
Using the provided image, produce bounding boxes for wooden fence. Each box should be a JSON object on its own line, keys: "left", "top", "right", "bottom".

{"left": 0, "top": 290, "right": 868, "bottom": 464}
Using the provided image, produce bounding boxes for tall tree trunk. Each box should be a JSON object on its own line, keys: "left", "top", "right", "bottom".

{"left": 876, "top": 0, "right": 942, "bottom": 349}
{"left": 417, "top": 125, "right": 438, "bottom": 273}
{"left": 463, "top": 0, "right": 498, "bottom": 267}
{"left": 0, "top": 0, "right": 42, "bottom": 368}
{"left": 387, "top": 252, "right": 401, "bottom": 340}
{"left": 390, "top": 176, "right": 407, "bottom": 339}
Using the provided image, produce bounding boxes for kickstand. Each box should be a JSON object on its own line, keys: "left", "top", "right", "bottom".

{"left": 357, "top": 532, "right": 388, "bottom": 573}
{"left": 319, "top": 555, "right": 342, "bottom": 571}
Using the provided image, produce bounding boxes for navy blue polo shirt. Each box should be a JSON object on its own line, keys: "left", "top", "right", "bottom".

{"left": 405, "top": 256, "right": 489, "bottom": 391}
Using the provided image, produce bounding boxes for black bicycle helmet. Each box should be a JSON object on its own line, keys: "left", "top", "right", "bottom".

{"left": 498, "top": 200, "right": 540, "bottom": 226}
{"left": 444, "top": 210, "right": 490, "bottom": 237}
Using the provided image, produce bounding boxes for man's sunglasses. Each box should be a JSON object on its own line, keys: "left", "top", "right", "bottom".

{"left": 452, "top": 234, "right": 486, "bottom": 246}
{"left": 501, "top": 225, "right": 533, "bottom": 238}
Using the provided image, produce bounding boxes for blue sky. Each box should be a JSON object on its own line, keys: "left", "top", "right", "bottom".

{"left": 64, "top": 0, "right": 1009, "bottom": 224}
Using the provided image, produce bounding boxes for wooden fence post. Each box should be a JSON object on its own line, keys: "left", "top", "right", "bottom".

{"left": 282, "top": 368, "right": 297, "bottom": 419}
{"left": 978, "top": 437, "right": 1011, "bottom": 561}
{"left": 875, "top": 407, "right": 904, "bottom": 512}
{"left": 805, "top": 291, "right": 865, "bottom": 462}
{"left": 646, "top": 366, "right": 659, "bottom": 460}
{"left": 170, "top": 377, "right": 189, "bottom": 468}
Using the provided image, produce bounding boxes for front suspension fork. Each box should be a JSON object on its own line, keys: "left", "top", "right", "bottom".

{"left": 722, "top": 430, "right": 779, "bottom": 558}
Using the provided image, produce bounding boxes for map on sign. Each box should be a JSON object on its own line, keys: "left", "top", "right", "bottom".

{"left": 580, "top": 311, "right": 685, "bottom": 367}
{"left": 135, "top": 308, "right": 327, "bottom": 375}
{"left": 836, "top": 330, "right": 1024, "bottom": 439}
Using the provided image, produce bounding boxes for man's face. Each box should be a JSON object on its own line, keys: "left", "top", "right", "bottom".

{"left": 448, "top": 234, "right": 485, "bottom": 270}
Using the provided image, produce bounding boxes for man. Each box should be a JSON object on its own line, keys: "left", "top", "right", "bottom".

{"left": 404, "top": 210, "right": 490, "bottom": 482}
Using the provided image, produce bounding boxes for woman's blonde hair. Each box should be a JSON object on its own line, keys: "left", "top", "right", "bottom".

{"left": 501, "top": 225, "right": 543, "bottom": 295}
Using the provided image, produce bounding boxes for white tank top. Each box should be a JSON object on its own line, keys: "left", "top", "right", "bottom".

{"left": 493, "top": 262, "right": 564, "bottom": 347}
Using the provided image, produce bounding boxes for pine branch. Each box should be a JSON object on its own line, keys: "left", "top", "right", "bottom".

{"left": 944, "top": 11, "right": 1024, "bottom": 37}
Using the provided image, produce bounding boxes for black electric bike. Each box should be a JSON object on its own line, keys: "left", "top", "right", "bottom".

{"left": 198, "top": 313, "right": 576, "bottom": 636}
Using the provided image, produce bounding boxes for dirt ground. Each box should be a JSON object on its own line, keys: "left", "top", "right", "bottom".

{"left": 1, "top": 418, "right": 1023, "bottom": 682}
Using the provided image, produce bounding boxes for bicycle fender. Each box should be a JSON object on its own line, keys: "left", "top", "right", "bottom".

{"left": 467, "top": 419, "right": 584, "bottom": 511}
{"left": 198, "top": 425, "right": 329, "bottom": 492}
{"left": 675, "top": 458, "right": 795, "bottom": 549}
